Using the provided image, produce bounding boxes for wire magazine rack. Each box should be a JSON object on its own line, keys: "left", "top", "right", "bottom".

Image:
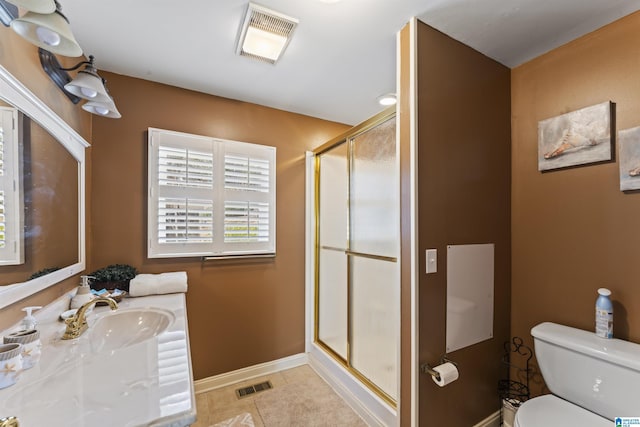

{"left": 498, "top": 336, "right": 532, "bottom": 408}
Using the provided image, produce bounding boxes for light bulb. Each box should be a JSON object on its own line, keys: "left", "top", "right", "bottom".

{"left": 80, "top": 87, "right": 97, "bottom": 98}
{"left": 35, "top": 26, "right": 60, "bottom": 47}
{"left": 94, "top": 106, "right": 109, "bottom": 115}
{"left": 242, "top": 27, "right": 287, "bottom": 61}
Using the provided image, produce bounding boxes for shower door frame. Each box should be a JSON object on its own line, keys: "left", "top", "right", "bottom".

{"left": 312, "top": 107, "right": 399, "bottom": 408}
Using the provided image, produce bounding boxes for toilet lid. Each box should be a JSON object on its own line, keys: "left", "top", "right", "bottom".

{"left": 514, "top": 395, "right": 610, "bottom": 427}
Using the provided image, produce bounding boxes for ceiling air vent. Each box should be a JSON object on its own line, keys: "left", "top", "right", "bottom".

{"left": 236, "top": 3, "right": 299, "bottom": 64}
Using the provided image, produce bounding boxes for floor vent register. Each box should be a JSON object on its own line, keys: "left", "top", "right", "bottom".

{"left": 235, "top": 381, "right": 273, "bottom": 399}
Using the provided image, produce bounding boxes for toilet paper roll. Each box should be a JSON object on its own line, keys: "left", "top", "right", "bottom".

{"left": 431, "top": 362, "right": 459, "bottom": 387}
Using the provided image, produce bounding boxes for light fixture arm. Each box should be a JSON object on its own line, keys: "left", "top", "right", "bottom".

{"left": 57, "top": 55, "right": 94, "bottom": 72}
{"left": 52, "top": 0, "right": 71, "bottom": 24}
{"left": 38, "top": 47, "right": 81, "bottom": 103}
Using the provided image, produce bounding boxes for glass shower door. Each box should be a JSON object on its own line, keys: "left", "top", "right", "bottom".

{"left": 349, "top": 117, "right": 398, "bottom": 400}
{"left": 317, "top": 142, "right": 348, "bottom": 360}
{"left": 315, "top": 113, "right": 398, "bottom": 404}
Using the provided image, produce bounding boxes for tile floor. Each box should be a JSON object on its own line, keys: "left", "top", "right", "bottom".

{"left": 191, "top": 364, "right": 366, "bottom": 427}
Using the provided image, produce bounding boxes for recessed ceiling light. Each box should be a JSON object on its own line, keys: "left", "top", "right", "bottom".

{"left": 377, "top": 93, "right": 397, "bottom": 106}
{"left": 237, "top": 3, "right": 299, "bottom": 64}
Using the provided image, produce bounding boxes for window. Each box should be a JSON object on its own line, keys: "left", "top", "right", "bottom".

{"left": 0, "top": 106, "right": 23, "bottom": 266}
{"left": 148, "top": 128, "right": 276, "bottom": 258}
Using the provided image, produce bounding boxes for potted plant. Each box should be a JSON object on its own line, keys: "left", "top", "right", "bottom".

{"left": 88, "top": 264, "right": 137, "bottom": 292}
{"left": 28, "top": 267, "right": 61, "bottom": 280}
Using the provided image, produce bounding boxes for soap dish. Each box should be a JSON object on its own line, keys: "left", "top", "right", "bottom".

{"left": 95, "top": 289, "right": 127, "bottom": 305}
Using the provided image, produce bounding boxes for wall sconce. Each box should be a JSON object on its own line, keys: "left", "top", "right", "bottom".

{"left": 39, "top": 48, "right": 121, "bottom": 118}
{"left": 8, "top": 0, "right": 82, "bottom": 57}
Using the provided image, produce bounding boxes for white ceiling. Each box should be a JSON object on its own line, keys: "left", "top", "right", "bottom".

{"left": 60, "top": 0, "right": 640, "bottom": 125}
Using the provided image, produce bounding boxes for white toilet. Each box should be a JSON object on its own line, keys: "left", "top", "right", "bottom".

{"left": 514, "top": 322, "right": 640, "bottom": 426}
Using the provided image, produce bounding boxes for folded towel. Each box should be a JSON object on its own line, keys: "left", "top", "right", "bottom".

{"left": 129, "top": 271, "right": 188, "bottom": 297}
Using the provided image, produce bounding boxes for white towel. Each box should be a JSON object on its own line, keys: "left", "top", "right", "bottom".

{"left": 129, "top": 271, "right": 188, "bottom": 297}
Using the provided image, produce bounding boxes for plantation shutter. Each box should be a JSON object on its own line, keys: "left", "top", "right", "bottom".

{"left": 156, "top": 145, "right": 214, "bottom": 244}
{"left": 222, "top": 141, "right": 275, "bottom": 253}
{"left": 0, "top": 107, "right": 23, "bottom": 266}
{"left": 148, "top": 128, "right": 275, "bottom": 258}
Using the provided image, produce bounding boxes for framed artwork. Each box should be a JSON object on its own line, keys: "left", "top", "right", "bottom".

{"left": 619, "top": 126, "right": 640, "bottom": 191}
{"left": 538, "top": 101, "right": 614, "bottom": 171}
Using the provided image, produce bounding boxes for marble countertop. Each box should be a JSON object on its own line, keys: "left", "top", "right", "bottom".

{"left": 0, "top": 293, "right": 196, "bottom": 427}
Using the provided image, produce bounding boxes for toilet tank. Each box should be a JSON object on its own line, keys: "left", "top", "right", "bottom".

{"left": 532, "top": 322, "right": 640, "bottom": 420}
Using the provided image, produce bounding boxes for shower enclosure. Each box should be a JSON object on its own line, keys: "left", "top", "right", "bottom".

{"left": 312, "top": 109, "right": 399, "bottom": 414}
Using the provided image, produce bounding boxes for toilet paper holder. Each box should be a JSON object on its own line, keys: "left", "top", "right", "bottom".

{"left": 420, "top": 356, "right": 458, "bottom": 381}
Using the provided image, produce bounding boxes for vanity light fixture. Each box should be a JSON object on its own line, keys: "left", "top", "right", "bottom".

{"left": 377, "top": 93, "right": 397, "bottom": 106}
{"left": 10, "top": 0, "right": 82, "bottom": 57}
{"left": 236, "top": 3, "right": 298, "bottom": 64}
{"left": 39, "top": 48, "right": 121, "bottom": 118}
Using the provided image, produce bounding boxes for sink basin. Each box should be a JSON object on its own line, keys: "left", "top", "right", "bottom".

{"left": 88, "top": 307, "right": 175, "bottom": 352}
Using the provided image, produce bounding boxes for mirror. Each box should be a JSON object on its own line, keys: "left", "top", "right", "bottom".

{"left": 0, "top": 64, "right": 87, "bottom": 309}
{"left": 0, "top": 100, "right": 79, "bottom": 284}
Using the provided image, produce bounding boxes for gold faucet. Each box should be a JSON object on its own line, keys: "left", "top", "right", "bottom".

{"left": 62, "top": 297, "right": 118, "bottom": 340}
{"left": 0, "top": 416, "right": 19, "bottom": 427}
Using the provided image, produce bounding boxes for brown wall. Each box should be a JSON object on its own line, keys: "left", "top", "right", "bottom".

{"left": 414, "top": 21, "right": 511, "bottom": 425}
{"left": 512, "top": 11, "right": 640, "bottom": 396}
{"left": 0, "top": 26, "right": 91, "bottom": 328}
{"left": 90, "top": 73, "right": 348, "bottom": 380}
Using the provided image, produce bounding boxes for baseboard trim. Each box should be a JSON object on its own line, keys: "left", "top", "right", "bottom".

{"left": 308, "top": 344, "right": 396, "bottom": 427}
{"left": 194, "top": 353, "right": 308, "bottom": 394}
{"left": 473, "top": 410, "right": 501, "bottom": 427}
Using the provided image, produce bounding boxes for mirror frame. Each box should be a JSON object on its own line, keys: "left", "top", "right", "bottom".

{"left": 0, "top": 64, "right": 88, "bottom": 309}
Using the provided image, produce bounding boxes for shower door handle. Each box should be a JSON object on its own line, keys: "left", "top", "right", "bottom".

{"left": 344, "top": 250, "right": 397, "bottom": 263}
{"left": 320, "top": 246, "right": 397, "bottom": 262}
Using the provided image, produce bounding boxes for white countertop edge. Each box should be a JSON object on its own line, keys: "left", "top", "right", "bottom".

{"left": 151, "top": 292, "right": 197, "bottom": 427}
{"left": 0, "top": 292, "right": 197, "bottom": 427}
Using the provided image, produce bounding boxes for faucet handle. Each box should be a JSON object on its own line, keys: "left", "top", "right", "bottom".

{"left": 62, "top": 314, "right": 89, "bottom": 340}
{"left": 0, "top": 416, "right": 19, "bottom": 427}
{"left": 64, "top": 314, "right": 83, "bottom": 330}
